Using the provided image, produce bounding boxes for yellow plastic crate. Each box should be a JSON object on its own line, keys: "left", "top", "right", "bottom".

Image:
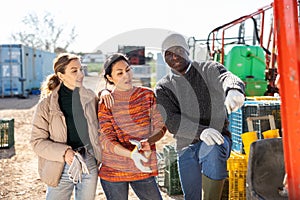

{"left": 246, "top": 96, "right": 280, "bottom": 101}
{"left": 227, "top": 151, "right": 247, "bottom": 200}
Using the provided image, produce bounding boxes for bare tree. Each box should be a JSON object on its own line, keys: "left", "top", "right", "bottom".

{"left": 11, "top": 12, "right": 77, "bottom": 52}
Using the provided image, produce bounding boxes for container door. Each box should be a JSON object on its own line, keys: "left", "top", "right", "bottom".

{"left": 0, "top": 45, "right": 22, "bottom": 97}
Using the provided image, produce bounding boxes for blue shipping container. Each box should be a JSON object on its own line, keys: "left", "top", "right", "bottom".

{"left": 0, "top": 44, "right": 56, "bottom": 97}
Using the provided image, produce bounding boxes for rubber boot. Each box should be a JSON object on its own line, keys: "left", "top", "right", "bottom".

{"left": 202, "top": 174, "right": 225, "bottom": 200}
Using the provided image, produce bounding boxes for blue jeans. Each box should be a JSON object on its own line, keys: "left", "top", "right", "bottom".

{"left": 177, "top": 136, "right": 231, "bottom": 200}
{"left": 100, "top": 177, "right": 163, "bottom": 200}
{"left": 46, "top": 150, "right": 98, "bottom": 200}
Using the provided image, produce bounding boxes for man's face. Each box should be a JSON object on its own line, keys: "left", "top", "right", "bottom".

{"left": 164, "top": 46, "right": 190, "bottom": 74}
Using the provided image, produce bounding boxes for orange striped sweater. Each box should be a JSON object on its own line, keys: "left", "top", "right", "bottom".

{"left": 98, "top": 86, "right": 166, "bottom": 182}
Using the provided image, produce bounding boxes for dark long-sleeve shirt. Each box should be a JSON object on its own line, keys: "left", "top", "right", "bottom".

{"left": 58, "top": 84, "right": 91, "bottom": 150}
{"left": 154, "top": 61, "right": 245, "bottom": 149}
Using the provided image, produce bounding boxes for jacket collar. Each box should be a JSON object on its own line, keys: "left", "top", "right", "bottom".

{"left": 49, "top": 83, "right": 95, "bottom": 111}
{"left": 78, "top": 86, "right": 96, "bottom": 107}
{"left": 49, "top": 83, "right": 61, "bottom": 112}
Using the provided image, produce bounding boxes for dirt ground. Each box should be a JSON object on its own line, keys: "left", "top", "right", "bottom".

{"left": 0, "top": 74, "right": 184, "bottom": 200}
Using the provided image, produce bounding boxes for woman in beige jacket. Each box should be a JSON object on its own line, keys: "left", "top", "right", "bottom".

{"left": 31, "top": 53, "right": 102, "bottom": 200}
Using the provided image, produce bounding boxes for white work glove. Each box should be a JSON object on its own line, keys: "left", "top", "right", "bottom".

{"left": 130, "top": 147, "right": 152, "bottom": 173}
{"left": 200, "top": 128, "right": 224, "bottom": 146}
{"left": 129, "top": 139, "right": 151, "bottom": 158}
{"left": 224, "top": 89, "right": 245, "bottom": 114}
{"left": 75, "top": 152, "right": 90, "bottom": 174}
{"left": 68, "top": 155, "right": 82, "bottom": 184}
{"left": 68, "top": 153, "right": 89, "bottom": 184}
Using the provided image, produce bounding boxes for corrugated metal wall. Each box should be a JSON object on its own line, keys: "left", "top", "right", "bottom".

{"left": 0, "top": 44, "right": 56, "bottom": 97}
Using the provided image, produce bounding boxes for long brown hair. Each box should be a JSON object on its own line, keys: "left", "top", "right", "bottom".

{"left": 40, "top": 53, "right": 80, "bottom": 98}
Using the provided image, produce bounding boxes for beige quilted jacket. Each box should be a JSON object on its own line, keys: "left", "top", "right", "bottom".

{"left": 30, "top": 84, "right": 102, "bottom": 187}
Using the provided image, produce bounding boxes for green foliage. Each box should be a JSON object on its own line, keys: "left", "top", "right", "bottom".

{"left": 151, "top": 76, "right": 157, "bottom": 88}
{"left": 147, "top": 59, "right": 156, "bottom": 73}
{"left": 146, "top": 59, "right": 157, "bottom": 88}
{"left": 87, "top": 63, "right": 103, "bottom": 74}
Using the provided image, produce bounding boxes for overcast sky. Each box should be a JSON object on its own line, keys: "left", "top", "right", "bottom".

{"left": 0, "top": 0, "right": 272, "bottom": 53}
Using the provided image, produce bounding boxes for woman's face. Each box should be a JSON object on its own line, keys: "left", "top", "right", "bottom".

{"left": 58, "top": 59, "right": 85, "bottom": 90}
{"left": 107, "top": 60, "right": 133, "bottom": 91}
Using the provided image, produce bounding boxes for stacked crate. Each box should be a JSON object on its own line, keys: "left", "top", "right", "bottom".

{"left": 161, "top": 145, "right": 229, "bottom": 198}
{"left": 227, "top": 99, "right": 281, "bottom": 199}
{"left": 0, "top": 118, "right": 14, "bottom": 148}
{"left": 228, "top": 100, "right": 281, "bottom": 153}
{"left": 227, "top": 151, "right": 248, "bottom": 200}
{"left": 163, "top": 145, "right": 183, "bottom": 195}
{"left": 0, "top": 118, "right": 15, "bottom": 159}
{"left": 156, "top": 152, "right": 165, "bottom": 187}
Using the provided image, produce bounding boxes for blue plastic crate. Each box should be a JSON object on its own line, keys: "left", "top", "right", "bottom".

{"left": 228, "top": 108, "right": 244, "bottom": 152}
{"left": 228, "top": 101, "right": 281, "bottom": 153}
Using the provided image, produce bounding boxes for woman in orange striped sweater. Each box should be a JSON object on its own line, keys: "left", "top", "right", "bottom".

{"left": 98, "top": 53, "right": 166, "bottom": 200}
